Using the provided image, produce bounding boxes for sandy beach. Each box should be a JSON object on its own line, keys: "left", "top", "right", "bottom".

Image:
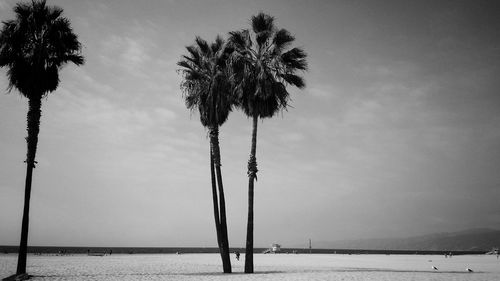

{"left": 1, "top": 253, "right": 499, "bottom": 280}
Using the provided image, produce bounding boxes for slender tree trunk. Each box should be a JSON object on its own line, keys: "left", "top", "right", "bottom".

{"left": 210, "top": 147, "right": 223, "bottom": 260}
{"left": 209, "top": 126, "right": 231, "bottom": 273}
{"left": 244, "top": 114, "right": 259, "bottom": 273}
{"left": 16, "top": 98, "right": 42, "bottom": 275}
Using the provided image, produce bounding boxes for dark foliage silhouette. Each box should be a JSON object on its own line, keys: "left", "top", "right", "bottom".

{"left": 228, "top": 12, "right": 307, "bottom": 273}
{"left": 178, "top": 35, "right": 236, "bottom": 273}
{"left": 0, "top": 0, "right": 83, "bottom": 276}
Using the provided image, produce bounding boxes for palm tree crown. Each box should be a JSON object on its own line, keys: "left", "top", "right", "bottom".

{"left": 0, "top": 0, "right": 84, "bottom": 98}
{"left": 178, "top": 35, "right": 236, "bottom": 128}
{"left": 228, "top": 12, "right": 307, "bottom": 118}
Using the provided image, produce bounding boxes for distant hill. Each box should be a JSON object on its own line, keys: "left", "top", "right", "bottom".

{"left": 316, "top": 228, "right": 500, "bottom": 251}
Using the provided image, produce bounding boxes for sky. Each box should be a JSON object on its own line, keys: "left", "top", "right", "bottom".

{"left": 1, "top": 0, "right": 500, "bottom": 248}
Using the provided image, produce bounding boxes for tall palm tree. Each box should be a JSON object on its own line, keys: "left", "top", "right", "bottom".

{"left": 228, "top": 12, "right": 307, "bottom": 273}
{"left": 178, "top": 35, "right": 235, "bottom": 273}
{"left": 0, "top": 0, "right": 83, "bottom": 277}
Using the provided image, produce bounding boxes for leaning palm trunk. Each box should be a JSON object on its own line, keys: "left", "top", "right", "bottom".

{"left": 210, "top": 150, "right": 223, "bottom": 258}
{"left": 16, "top": 97, "right": 42, "bottom": 275}
{"left": 209, "top": 126, "right": 232, "bottom": 273}
{"left": 244, "top": 114, "right": 258, "bottom": 273}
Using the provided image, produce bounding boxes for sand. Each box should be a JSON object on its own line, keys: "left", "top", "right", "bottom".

{"left": 1, "top": 253, "right": 499, "bottom": 280}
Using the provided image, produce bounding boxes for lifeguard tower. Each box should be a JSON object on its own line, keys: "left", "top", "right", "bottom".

{"left": 263, "top": 243, "right": 281, "bottom": 254}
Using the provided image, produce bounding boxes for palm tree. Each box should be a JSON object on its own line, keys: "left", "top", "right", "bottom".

{"left": 228, "top": 13, "right": 307, "bottom": 273}
{"left": 178, "top": 35, "right": 235, "bottom": 273}
{"left": 0, "top": 0, "right": 83, "bottom": 277}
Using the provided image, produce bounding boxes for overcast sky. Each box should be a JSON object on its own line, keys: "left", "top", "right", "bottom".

{"left": 1, "top": 0, "right": 499, "bottom": 248}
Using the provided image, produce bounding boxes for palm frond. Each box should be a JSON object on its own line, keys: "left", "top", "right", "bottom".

{"left": 211, "top": 35, "right": 224, "bottom": 54}
{"left": 47, "top": 6, "right": 63, "bottom": 21}
{"left": 177, "top": 60, "right": 193, "bottom": 70}
{"left": 228, "top": 30, "right": 252, "bottom": 49}
{"left": 14, "top": 2, "right": 32, "bottom": 18}
{"left": 251, "top": 12, "right": 274, "bottom": 34}
{"left": 60, "top": 54, "right": 84, "bottom": 66}
{"left": 272, "top": 28, "right": 294, "bottom": 51}
{"left": 282, "top": 47, "right": 308, "bottom": 70}
{"left": 255, "top": 31, "right": 271, "bottom": 49}
{"left": 185, "top": 45, "right": 201, "bottom": 64}
{"left": 280, "top": 73, "right": 305, "bottom": 88}
{"left": 195, "top": 36, "right": 211, "bottom": 56}
{"left": 181, "top": 54, "right": 199, "bottom": 66}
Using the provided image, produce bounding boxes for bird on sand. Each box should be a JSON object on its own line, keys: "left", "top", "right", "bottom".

{"left": 432, "top": 266, "right": 438, "bottom": 270}
{"left": 466, "top": 268, "right": 474, "bottom": 272}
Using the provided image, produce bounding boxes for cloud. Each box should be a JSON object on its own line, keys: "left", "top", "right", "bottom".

{"left": 50, "top": 85, "right": 176, "bottom": 147}
{"left": 308, "top": 85, "right": 336, "bottom": 99}
{"left": 100, "top": 35, "right": 152, "bottom": 72}
{"left": 0, "top": 0, "right": 12, "bottom": 11}
{"left": 123, "top": 38, "right": 151, "bottom": 66}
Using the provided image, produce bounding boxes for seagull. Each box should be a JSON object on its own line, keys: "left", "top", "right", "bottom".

{"left": 466, "top": 268, "right": 474, "bottom": 272}
{"left": 432, "top": 266, "right": 438, "bottom": 270}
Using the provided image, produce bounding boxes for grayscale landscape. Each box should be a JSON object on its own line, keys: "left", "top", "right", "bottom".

{"left": 1, "top": 0, "right": 499, "bottom": 280}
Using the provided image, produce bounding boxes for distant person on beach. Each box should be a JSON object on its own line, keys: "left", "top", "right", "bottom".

{"left": 109, "top": 249, "right": 112, "bottom": 255}
{"left": 235, "top": 251, "right": 240, "bottom": 261}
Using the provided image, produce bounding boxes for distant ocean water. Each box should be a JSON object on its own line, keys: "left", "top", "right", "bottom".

{"left": 0, "top": 245, "right": 486, "bottom": 255}
{"left": 0, "top": 246, "right": 245, "bottom": 255}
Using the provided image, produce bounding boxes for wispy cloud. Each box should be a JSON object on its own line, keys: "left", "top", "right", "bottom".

{"left": 308, "top": 85, "right": 337, "bottom": 99}
{"left": 100, "top": 35, "right": 152, "bottom": 73}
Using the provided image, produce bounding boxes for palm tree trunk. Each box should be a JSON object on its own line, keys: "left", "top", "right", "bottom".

{"left": 209, "top": 126, "right": 231, "bottom": 273}
{"left": 210, "top": 148, "right": 223, "bottom": 259}
{"left": 16, "top": 97, "right": 42, "bottom": 275}
{"left": 244, "top": 114, "right": 259, "bottom": 273}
